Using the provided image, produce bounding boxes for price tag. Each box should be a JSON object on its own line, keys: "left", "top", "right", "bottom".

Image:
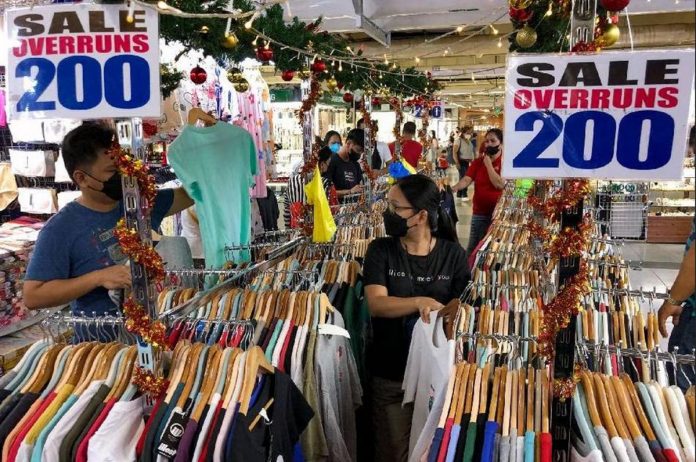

{"left": 5, "top": 4, "right": 160, "bottom": 120}
{"left": 503, "top": 50, "right": 695, "bottom": 181}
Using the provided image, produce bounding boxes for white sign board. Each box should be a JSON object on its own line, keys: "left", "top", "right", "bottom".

{"left": 5, "top": 4, "right": 160, "bottom": 121}
{"left": 503, "top": 50, "right": 695, "bottom": 180}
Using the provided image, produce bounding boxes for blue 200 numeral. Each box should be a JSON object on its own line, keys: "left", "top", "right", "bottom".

{"left": 513, "top": 110, "right": 673, "bottom": 171}
{"left": 16, "top": 55, "right": 150, "bottom": 112}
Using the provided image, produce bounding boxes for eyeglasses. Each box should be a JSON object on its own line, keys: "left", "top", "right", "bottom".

{"left": 387, "top": 203, "right": 416, "bottom": 214}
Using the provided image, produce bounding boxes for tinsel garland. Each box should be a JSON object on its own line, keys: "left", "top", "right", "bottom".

{"left": 553, "top": 364, "right": 582, "bottom": 401}
{"left": 132, "top": 367, "right": 169, "bottom": 398}
{"left": 527, "top": 179, "right": 591, "bottom": 220}
{"left": 297, "top": 80, "right": 322, "bottom": 126}
{"left": 360, "top": 105, "right": 379, "bottom": 181}
{"left": 548, "top": 216, "right": 593, "bottom": 260}
{"left": 108, "top": 141, "right": 157, "bottom": 209}
{"left": 390, "top": 98, "right": 404, "bottom": 162}
{"left": 114, "top": 219, "right": 166, "bottom": 282}
{"left": 122, "top": 297, "right": 168, "bottom": 347}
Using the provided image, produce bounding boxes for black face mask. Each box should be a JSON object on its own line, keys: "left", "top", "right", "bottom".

{"left": 349, "top": 151, "right": 362, "bottom": 162}
{"left": 85, "top": 171, "right": 123, "bottom": 201}
{"left": 485, "top": 145, "right": 500, "bottom": 156}
{"left": 383, "top": 209, "right": 416, "bottom": 237}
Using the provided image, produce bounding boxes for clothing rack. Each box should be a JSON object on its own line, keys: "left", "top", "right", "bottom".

{"left": 579, "top": 341, "right": 696, "bottom": 366}
{"left": 588, "top": 285, "right": 671, "bottom": 301}
{"left": 160, "top": 237, "right": 305, "bottom": 319}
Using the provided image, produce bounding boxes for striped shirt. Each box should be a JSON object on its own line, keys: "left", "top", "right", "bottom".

{"left": 283, "top": 174, "right": 332, "bottom": 228}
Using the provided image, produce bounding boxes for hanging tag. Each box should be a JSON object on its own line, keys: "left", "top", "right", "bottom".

{"left": 157, "top": 409, "right": 187, "bottom": 458}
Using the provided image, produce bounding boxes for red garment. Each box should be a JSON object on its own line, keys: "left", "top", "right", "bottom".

{"left": 437, "top": 418, "right": 455, "bottom": 462}
{"left": 197, "top": 400, "right": 225, "bottom": 462}
{"left": 663, "top": 449, "right": 680, "bottom": 462}
{"left": 7, "top": 392, "right": 57, "bottom": 462}
{"left": 389, "top": 140, "right": 423, "bottom": 169}
{"left": 278, "top": 321, "right": 295, "bottom": 372}
{"left": 540, "top": 432, "right": 552, "bottom": 462}
{"left": 465, "top": 156, "right": 503, "bottom": 216}
{"left": 136, "top": 394, "right": 165, "bottom": 457}
{"left": 76, "top": 399, "right": 116, "bottom": 462}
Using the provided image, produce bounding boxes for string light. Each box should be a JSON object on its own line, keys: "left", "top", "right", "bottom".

{"left": 546, "top": 3, "right": 553, "bottom": 16}
{"left": 157, "top": 1, "right": 169, "bottom": 9}
{"left": 126, "top": 1, "right": 135, "bottom": 23}
{"left": 252, "top": 35, "right": 259, "bottom": 45}
{"left": 490, "top": 25, "right": 499, "bottom": 35}
{"left": 338, "top": 62, "right": 343, "bottom": 71}
{"left": 415, "top": 56, "right": 421, "bottom": 64}
{"left": 497, "top": 38, "right": 503, "bottom": 48}
{"left": 456, "top": 25, "right": 464, "bottom": 33}
{"left": 384, "top": 54, "right": 389, "bottom": 65}
{"left": 244, "top": 12, "right": 259, "bottom": 29}
{"left": 264, "top": 40, "right": 270, "bottom": 50}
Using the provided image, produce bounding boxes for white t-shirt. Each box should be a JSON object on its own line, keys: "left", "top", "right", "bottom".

{"left": 402, "top": 311, "right": 455, "bottom": 457}
{"left": 181, "top": 206, "right": 203, "bottom": 259}
{"left": 376, "top": 142, "right": 392, "bottom": 166}
{"left": 87, "top": 396, "right": 145, "bottom": 462}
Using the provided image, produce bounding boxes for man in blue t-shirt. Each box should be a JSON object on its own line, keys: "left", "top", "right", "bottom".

{"left": 24, "top": 123, "right": 193, "bottom": 318}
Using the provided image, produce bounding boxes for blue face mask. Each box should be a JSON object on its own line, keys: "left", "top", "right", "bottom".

{"left": 329, "top": 142, "right": 341, "bottom": 153}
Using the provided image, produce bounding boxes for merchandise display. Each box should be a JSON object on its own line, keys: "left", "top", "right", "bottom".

{"left": 0, "top": 1, "right": 694, "bottom": 461}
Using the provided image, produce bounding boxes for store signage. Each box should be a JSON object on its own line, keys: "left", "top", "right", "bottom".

{"left": 431, "top": 102, "right": 444, "bottom": 119}
{"left": 503, "top": 50, "right": 695, "bottom": 180}
{"left": 5, "top": 4, "right": 160, "bottom": 120}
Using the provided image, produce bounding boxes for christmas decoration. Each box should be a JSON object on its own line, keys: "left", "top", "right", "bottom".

{"left": 233, "top": 78, "right": 250, "bottom": 93}
{"left": 509, "top": 6, "right": 534, "bottom": 23}
{"left": 132, "top": 367, "right": 168, "bottom": 398}
{"left": 226, "top": 67, "right": 243, "bottom": 83}
{"left": 297, "top": 79, "right": 322, "bottom": 124}
{"left": 599, "top": 23, "right": 620, "bottom": 47}
{"left": 110, "top": 142, "right": 157, "bottom": 208}
{"left": 326, "top": 77, "right": 338, "bottom": 92}
{"left": 342, "top": 92, "right": 354, "bottom": 103}
{"left": 160, "top": 64, "right": 182, "bottom": 99}
{"left": 281, "top": 69, "right": 296, "bottom": 81}
{"left": 189, "top": 65, "right": 207, "bottom": 85}
{"left": 114, "top": 220, "right": 166, "bottom": 282}
{"left": 255, "top": 45, "right": 274, "bottom": 62}
{"left": 509, "top": 0, "right": 533, "bottom": 9}
{"left": 600, "top": 0, "right": 630, "bottom": 11}
{"left": 571, "top": 40, "right": 599, "bottom": 52}
{"left": 371, "top": 96, "right": 381, "bottom": 106}
{"left": 221, "top": 32, "right": 239, "bottom": 49}
{"left": 515, "top": 24, "right": 538, "bottom": 48}
{"left": 311, "top": 59, "right": 327, "bottom": 74}
{"left": 122, "top": 297, "right": 167, "bottom": 347}
{"left": 298, "top": 67, "right": 311, "bottom": 80}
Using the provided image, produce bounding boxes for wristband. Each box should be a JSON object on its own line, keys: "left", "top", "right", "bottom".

{"left": 667, "top": 296, "right": 684, "bottom": 305}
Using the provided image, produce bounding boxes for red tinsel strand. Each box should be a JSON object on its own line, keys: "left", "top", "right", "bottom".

{"left": 297, "top": 80, "right": 322, "bottom": 126}
{"left": 132, "top": 367, "right": 168, "bottom": 397}
{"left": 108, "top": 140, "right": 157, "bottom": 209}
{"left": 548, "top": 216, "right": 593, "bottom": 259}
{"left": 122, "top": 297, "right": 167, "bottom": 347}
{"left": 114, "top": 219, "right": 165, "bottom": 282}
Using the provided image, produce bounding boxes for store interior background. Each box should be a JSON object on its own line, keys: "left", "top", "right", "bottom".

{"left": 0, "top": 0, "right": 694, "bottom": 348}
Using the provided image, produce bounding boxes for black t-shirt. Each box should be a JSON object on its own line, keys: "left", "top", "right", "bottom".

{"left": 363, "top": 237, "right": 470, "bottom": 381}
{"left": 227, "top": 368, "right": 314, "bottom": 461}
{"left": 326, "top": 155, "right": 363, "bottom": 192}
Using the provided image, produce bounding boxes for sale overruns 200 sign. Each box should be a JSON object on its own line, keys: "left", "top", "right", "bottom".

{"left": 503, "top": 50, "right": 695, "bottom": 180}
{"left": 5, "top": 4, "right": 160, "bottom": 120}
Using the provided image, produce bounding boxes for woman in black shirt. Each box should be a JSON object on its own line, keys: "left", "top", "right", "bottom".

{"left": 363, "top": 174, "right": 470, "bottom": 462}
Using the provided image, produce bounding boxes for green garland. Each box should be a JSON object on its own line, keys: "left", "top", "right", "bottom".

{"left": 138, "top": 0, "right": 437, "bottom": 96}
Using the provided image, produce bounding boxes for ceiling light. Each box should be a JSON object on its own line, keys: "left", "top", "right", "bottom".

{"left": 456, "top": 26, "right": 464, "bottom": 33}
{"left": 415, "top": 57, "right": 421, "bottom": 64}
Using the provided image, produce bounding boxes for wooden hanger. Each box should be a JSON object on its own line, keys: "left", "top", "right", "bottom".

{"left": 504, "top": 368, "right": 515, "bottom": 436}
{"left": 464, "top": 362, "right": 477, "bottom": 415}
{"left": 619, "top": 373, "right": 656, "bottom": 440}
{"left": 601, "top": 374, "right": 629, "bottom": 440}
{"left": 517, "top": 367, "right": 526, "bottom": 433}
{"left": 488, "top": 367, "right": 502, "bottom": 421}
{"left": 526, "top": 366, "right": 535, "bottom": 434}
{"left": 108, "top": 346, "right": 138, "bottom": 401}
{"left": 176, "top": 343, "right": 204, "bottom": 408}
{"left": 191, "top": 346, "right": 222, "bottom": 422}
{"left": 592, "top": 373, "right": 619, "bottom": 438}
{"left": 24, "top": 344, "right": 63, "bottom": 394}
{"left": 610, "top": 376, "right": 642, "bottom": 440}
{"left": 455, "top": 363, "right": 471, "bottom": 425}
{"left": 479, "top": 362, "right": 492, "bottom": 416}
{"left": 187, "top": 107, "right": 216, "bottom": 126}
{"left": 239, "top": 346, "right": 274, "bottom": 415}
{"left": 447, "top": 364, "right": 466, "bottom": 423}
{"left": 469, "top": 367, "right": 483, "bottom": 425}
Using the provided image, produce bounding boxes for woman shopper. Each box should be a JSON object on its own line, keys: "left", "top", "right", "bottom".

{"left": 452, "top": 128, "right": 505, "bottom": 258}
{"left": 453, "top": 126, "right": 475, "bottom": 199}
{"left": 363, "top": 174, "right": 470, "bottom": 462}
{"left": 428, "top": 130, "right": 440, "bottom": 167}
{"left": 323, "top": 130, "right": 343, "bottom": 153}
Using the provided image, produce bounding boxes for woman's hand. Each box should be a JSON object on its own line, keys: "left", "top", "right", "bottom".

{"left": 416, "top": 297, "right": 444, "bottom": 323}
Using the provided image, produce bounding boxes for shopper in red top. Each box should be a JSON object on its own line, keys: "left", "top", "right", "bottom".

{"left": 452, "top": 128, "right": 505, "bottom": 257}
{"left": 389, "top": 121, "right": 423, "bottom": 169}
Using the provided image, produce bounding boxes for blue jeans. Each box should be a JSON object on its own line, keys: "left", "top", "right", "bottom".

{"left": 667, "top": 302, "right": 696, "bottom": 391}
{"left": 457, "top": 161, "right": 470, "bottom": 197}
{"left": 466, "top": 214, "right": 492, "bottom": 257}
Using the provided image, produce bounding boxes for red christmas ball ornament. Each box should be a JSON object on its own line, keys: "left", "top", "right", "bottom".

{"left": 371, "top": 97, "right": 381, "bottom": 106}
{"left": 281, "top": 69, "right": 296, "bottom": 82}
{"left": 311, "top": 59, "right": 327, "bottom": 74}
{"left": 509, "top": 6, "right": 533, "bottom": 22}
{"left": 599, "top": 0, "right": 630, "bottom": 11}
{"left": 342, "top": 92, "right": 354, "bottom": 103}
{"left": 256, "top": 46, "right": 274, "bottom": 62}
{"left": 189, "top": 66, "right": 207, "bottom": 85}
{"left": 337, "top": 82, "right": 345, "bottom": 91}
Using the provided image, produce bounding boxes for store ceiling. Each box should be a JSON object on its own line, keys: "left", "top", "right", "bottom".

{"left": 277, "top": 0, "right": 696, "bottom": 109}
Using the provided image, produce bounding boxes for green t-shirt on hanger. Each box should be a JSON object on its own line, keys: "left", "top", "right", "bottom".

{"left": 168, "top": 122, "right": 258, "bottom": 269}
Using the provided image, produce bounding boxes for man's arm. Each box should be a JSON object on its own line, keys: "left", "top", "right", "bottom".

{"left": 452, "top": 176, "right": 473, "bottom": 193}
{"left": 167, "top": 188, "right": 195, "bottom": 216}
{"left": 658, "top": 244, "right": 696, "bottom": 336}
{"left": 24, "top": 265, "right": 132, "bottom": 310}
